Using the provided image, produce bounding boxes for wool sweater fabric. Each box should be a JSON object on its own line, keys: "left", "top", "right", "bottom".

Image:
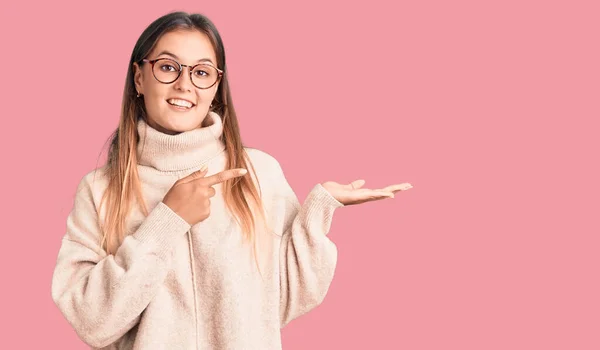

{"left": 51, "top": 112, "right": 344, "bottom": 349}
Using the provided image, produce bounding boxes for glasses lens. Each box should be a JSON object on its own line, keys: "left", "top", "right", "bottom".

{"left": 191, "top": 64, "right": 219, "bottom": 89}
{"left": 152, "top": 59, "right": 180, "bottom": 83}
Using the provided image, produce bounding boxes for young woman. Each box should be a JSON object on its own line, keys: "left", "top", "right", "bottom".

{"left": 51, "top": 11, "right": 412, "bottom": 349}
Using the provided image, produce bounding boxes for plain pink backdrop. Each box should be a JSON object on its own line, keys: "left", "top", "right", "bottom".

{"left": 1, "top": 0, "right": 598, "bottom": 349}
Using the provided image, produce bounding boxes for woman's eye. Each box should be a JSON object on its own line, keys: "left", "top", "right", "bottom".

{"left": 160, "top": 64, "right": 177, "bottom": 72}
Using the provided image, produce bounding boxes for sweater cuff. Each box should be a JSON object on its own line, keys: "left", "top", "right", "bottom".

{"left": 298, "top": 184, "right": 344, "bottom": 235}
{"left": 132, "top": 201, "right": 191, "bottom": 259}
{"left": 311, "top": 183, "right": 345, "bottom": 209}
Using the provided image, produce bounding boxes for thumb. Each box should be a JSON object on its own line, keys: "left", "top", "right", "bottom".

{"left": 346, "top": 179, "right": 365, "bottom": 190}
{"left": 186, "top": 164, "right": 209, "bottom": 181}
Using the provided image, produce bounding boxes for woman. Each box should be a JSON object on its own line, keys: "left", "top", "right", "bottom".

{"left": 51, "top": 11, "right": 412, "bottom": 350}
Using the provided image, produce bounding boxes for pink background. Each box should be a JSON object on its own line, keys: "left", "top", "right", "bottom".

{"left": 2, "top": 0, "right": 599, "bottom": 349}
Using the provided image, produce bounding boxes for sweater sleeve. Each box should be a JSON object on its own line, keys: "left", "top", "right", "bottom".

{"left": 273, "top": 162, "right": 344, "bottom": 328}
{"left": 50, "top": 172, "right": 191, "bottom": 348}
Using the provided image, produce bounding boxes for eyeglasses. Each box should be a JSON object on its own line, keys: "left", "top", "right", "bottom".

{"left": 140, "top": 58, "right": 223, "bottom": 89}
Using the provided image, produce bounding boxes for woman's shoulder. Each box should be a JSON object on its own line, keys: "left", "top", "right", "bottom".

{"left": 243, "top": 147, "right": 297, "bottom": 201}
{"left": 244, "top": 147, "right": 283, "bottom": 172}
{"left": 74, "top": 165, "right": 110, "bottom": 199}
{"left": 243, "top": 147, "right": 288, "bottom": 185}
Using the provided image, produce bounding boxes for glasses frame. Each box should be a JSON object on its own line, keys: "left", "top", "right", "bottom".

{"left": 141, "top": 58, "right": 224, "bottom": 89}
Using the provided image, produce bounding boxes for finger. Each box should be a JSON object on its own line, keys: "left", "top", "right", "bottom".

{"left": 372, "top": 190, "right": 395, "bottom": 198}
{"left": 354, "top": 188, "right": 395, "bottom": 199}
{"left": 381, "top": 183, "right": 413, "bottom": 193}
{"left": 350, "top": 179, "right": 365, "bottom": 189}
{"left": 343, "top": 179, "right": 365, "bottom": 191}
{"left": 181, "top": 164, "right": 209, "bottom": 183}
{"left": 207, "top": 186, "right": 216, "bottom": 198}
{"left": 201, "top": 168, "right": 248, "bottom": 186}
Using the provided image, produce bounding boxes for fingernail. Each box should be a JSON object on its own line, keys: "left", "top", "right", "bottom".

{"left": 240, "top": 169, "right": 248, "bottom": 175}
{"left": 200, "top": 164, "right": 208, "bottom": 172}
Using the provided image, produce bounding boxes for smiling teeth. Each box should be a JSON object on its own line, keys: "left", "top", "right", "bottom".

{"left": 168, "top": 99, "right": 193, "bottom": 108}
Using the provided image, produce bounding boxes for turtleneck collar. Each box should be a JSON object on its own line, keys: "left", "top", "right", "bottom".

{"left": 136, "top": 111, "right": 226, "bottom": 172}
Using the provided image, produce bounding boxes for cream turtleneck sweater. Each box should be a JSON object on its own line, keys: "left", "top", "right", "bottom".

{"left": 51, "top": 112, "right": 344, "bottom": 350}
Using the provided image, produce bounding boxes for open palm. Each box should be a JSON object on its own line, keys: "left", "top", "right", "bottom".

{"left": 321, "top": 179, "right": 413, "bottom": 206}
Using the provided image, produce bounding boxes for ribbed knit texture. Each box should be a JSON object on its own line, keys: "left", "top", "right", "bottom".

{"left": 51, "top": 112, "right": 344, "bottom": 349}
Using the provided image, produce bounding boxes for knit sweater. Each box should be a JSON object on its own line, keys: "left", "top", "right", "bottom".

{"left": 51, "top": 112, "right": 344, "bottom": 349}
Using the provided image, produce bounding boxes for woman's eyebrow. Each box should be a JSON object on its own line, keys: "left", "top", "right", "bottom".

{"left": 155, "top": 50, "right": 214, "bottom": 64}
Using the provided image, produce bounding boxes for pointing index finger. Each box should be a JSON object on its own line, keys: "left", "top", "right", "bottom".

{"left": 200, "top": 168, "right": 248, "bottom": 186}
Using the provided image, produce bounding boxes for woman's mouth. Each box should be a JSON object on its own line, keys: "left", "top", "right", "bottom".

{"left": 166, "top": 98, "right": 195, "bottom": 111}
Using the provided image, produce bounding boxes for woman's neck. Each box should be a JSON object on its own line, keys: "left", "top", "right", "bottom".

{"left": 136, "top": 111, "right": 226, "bottom": 172}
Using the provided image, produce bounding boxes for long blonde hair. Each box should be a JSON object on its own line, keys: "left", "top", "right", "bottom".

{"left": 98, "top": 12, "right": 268, "bottom": 272}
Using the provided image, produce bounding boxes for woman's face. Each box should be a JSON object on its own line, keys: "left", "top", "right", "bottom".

{"left": 133, "top": 29, "right": 220, "bottom": 135}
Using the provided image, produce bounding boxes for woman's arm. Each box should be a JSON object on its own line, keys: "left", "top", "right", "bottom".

{"left": 51, "top": 172, "right": 191, "bottom": 348}
{"left": 271, "top": 162, "right": 344, "bottom": 328}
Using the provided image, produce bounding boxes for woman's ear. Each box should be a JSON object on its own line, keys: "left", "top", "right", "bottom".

{"left": 133, "top": 62, "right": 144, "bottom": 94}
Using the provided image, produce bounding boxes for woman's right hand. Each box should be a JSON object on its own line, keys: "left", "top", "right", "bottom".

{"left": 162, "top": 165, "right": 248, "bottom": 226}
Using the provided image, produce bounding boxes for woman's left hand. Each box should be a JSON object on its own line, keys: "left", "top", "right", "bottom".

{"left": 321, "top": 179, "right": 413, "bottom": 206}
